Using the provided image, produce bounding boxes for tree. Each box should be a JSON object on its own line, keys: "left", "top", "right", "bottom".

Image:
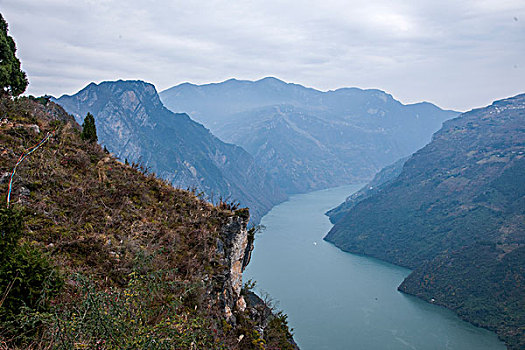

{"left": 81, "top": 112, "right": 98, "bottom": 142}
{"left": 0, "top": 14, "right": 28, "bottom": 97}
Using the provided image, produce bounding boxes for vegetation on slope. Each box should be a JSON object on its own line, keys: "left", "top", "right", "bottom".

{"left": 0, "top": 96, "right": 295, "bottom": 349}
{"left": 325, "top": 156, "right": 408, "bottom": 224}
{"left": 325, "top": 94, "right": 525, "bottom": 348}
{"left": 55, "top": 80, "right": 286, "bottom": 224}
{"left": 399, "top": 243, "right": 524, "bottom": 349}
{"left": 0, "top": 14, "right": 27, "bottom": 97}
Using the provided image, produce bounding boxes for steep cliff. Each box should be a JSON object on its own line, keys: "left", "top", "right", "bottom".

{"left": 0, "top": 96, "right": 295, "bottom": 349}
{"left": 54, "top": 80, "right": 286, "bottom": 224}
{"left": 324, "top": 94, "right": 525, "bottom": 349}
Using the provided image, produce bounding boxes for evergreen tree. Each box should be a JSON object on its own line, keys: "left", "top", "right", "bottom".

{"left": 81, "top": 112, "right": 98, "bottom": 142}
{"left": 0, "top": 14, "right": 28, "bottom": 97}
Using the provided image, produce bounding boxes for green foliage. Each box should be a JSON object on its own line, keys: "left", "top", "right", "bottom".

{"left": 0, "top": 207, "right": 62, "bottom": 342}
{"left": 234, "top": 207, "right": 249, "bottom": 219}
{"left": 400, "top": 244, "right": 525, "bottom": 350}
{"left": 50, "top": 270, "right": 219, "bottom": 349}
{"left": 264, "top": 312, "right": 295, "bottom": 350}
{"left": 326, "top": 96, "right": 525, "bottom": 349}
{"left": 81, "top": 112, "right": 98, "bottom": 143}
{"left": 0, "top": 14, "right": 28, "bottom": 97}
{"left": 28, "top": 95, "right": 50, "bottom": 106}
{"left": 241, "top": 279, "right": 257, "bottom": 296}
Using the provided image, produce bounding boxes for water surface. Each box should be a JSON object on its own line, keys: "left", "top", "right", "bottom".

{"left": 244, "top": 185, "right": 505, "bottom": 350}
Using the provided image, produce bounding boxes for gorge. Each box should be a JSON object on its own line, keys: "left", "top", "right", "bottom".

{"left": 244, "top": 185, "right": 506, "bottom": 349}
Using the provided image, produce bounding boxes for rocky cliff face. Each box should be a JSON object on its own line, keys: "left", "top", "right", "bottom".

{"left": 161, "top": 77, "right": 458, "bottom": 194}
{"left": 324, "top": 93, "right": 525, "bottom": 349}
{"left": 54, "top": 80, "right": 286, "bottom": 224}
{"left": 211, "top": 215, "right": 253, "bottom": 322}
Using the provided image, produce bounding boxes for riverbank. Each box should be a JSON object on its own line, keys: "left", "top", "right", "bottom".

{"left": 244, "top": 185, "right": 506, "bottom": 350}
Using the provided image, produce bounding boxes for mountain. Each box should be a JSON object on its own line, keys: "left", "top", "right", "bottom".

{"left": 325, "top": 156, "right": 408, "bottom": 224}
{"left": 54, "top": 80, "right": 286, "bottom": 224}
{"left": 160, "top": 78, "right": 458, "bottom": 194}
{"left": 324, "top": 94, "right": 525, "bottom": 349}
{"left": 0, "top": 96, "right": 296, "bottom": 349}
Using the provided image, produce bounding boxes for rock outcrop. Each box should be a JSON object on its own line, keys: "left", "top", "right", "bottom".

{"left": 212, "top": 215, "right": 253, "bottom": 323}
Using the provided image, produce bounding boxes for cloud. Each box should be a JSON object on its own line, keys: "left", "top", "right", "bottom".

{"left": 1, "top": 0, "right": 524, "bottom": 110}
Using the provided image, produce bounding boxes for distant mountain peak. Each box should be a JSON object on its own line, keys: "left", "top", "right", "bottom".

{"left": 160, "top": 77, "right": 458, "bottom": 194}
{"left": 255, "top": 76, "right": 287, "bottom": 84}
{"left": 98, "top": 79, "right": 158, "bottom": 95}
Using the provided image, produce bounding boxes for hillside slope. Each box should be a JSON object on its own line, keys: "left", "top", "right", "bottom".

{"left": 0, "top": 96, "right": 296, "bottom": 349}
{"left": 325, "top": 156, "right": 408, "bottom": 224}
{"left": 161, "top": 78, "right": 457, "bottom": 193}
{"left": 55, "top": 80, "right": 286, "bottom": 224}
{"left": 324, "top": 94, "right": 525, "bottom": 349}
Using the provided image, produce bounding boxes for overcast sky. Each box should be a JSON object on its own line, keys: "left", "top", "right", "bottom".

{"left": 1, "top": 0, "right": 524, "bottom": 111}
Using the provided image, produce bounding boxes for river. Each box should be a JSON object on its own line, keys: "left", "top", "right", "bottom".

{"left": 243, "top": 184, "right": 506, "bottom": 350}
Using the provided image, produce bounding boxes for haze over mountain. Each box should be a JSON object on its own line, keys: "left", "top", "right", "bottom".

{"left": 161, "top": 77, "right": 458, "bottom": 193}
{"left": 54, "top": 80, "right": 286, "bottom": 224}
{"left": 325, "top": 94, "right": 525, "bottom": 349}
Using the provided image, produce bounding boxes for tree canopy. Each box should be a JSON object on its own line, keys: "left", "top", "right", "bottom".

{"left": 0, "top": 13, "right": 28, "bottom": 97}
{"left": 81, "top": 112, "right": 98, "bottom": 142}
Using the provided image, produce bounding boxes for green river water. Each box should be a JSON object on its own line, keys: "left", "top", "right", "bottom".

{"left": 244, "top": 184, "right": 506, "bottom": 350}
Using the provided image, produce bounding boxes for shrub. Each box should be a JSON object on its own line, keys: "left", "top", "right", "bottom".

{"left": 0, "top": 207, "right": 62, "bottom": 343}
{"left": 49, "top": 269, "right": 218, "bottom": 349}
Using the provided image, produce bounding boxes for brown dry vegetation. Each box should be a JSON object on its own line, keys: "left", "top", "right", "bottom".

{"left": 0, "top": 96, "right": 295, "bottom": 349}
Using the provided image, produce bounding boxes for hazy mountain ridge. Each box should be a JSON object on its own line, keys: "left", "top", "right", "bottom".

{"left": 324, "top": 94, "right": 525, "bottom": 349}
{"left": 55, "top": 80, "right": 286, "bottom": 224}
{"left": 161, "top": 77, "right": 458, "bottom": 194}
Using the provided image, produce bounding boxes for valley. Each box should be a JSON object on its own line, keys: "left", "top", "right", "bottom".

{"left": 244, "top": 185, "right": 506, "bottom": 350}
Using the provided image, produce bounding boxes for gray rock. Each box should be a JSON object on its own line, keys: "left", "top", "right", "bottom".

{"left": 0, "top": 172, "right": 10, "bottom": 184}
{"left": 28, "top": 124, "right": 40, "bottom": 133}
{"left": 19, "top": 186, "right": 30, "bottom": 197}
{"left": 207, "top": 215, "right": 252, "bottom": 325}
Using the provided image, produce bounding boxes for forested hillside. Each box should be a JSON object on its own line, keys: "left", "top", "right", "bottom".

{"left": 325, "top": 94, "right": 525, "bottom": 349}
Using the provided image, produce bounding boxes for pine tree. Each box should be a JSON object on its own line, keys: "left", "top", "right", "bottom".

{"left": 81, "top": 112, "right": 98, "bottom": 142}
{"left": 0, "top": 14, "right": 28, "bottom": 97}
